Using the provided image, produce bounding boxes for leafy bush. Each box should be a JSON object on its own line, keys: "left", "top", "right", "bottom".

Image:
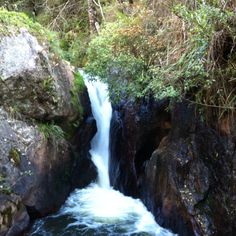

{"left": 86, "top": 16, "right": 155, "bottom": 101}
{"left": 86, "top": 0, "right": 236, "bottom": 117}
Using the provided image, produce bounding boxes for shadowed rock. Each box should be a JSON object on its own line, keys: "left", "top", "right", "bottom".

{"left": 110, "top": 100, "right": 236, "bottom": 236}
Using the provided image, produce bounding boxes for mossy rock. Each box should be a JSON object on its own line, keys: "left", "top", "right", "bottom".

{"left": 0, "top": 8, "right": 61, "bottom": 55}
{"left": 9, "top": 148, "right": 21, "bottom": 167}
{"left": 70, "top": 71, "right": 85, "bottom": 113}
{"left": 0, "top": 174, "right": 12, "bottom": 195}
{"left": 0, "top": 8, "right": 45, "bottom": 39}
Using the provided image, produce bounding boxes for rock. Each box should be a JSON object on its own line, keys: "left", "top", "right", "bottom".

{"left": 0, "top": 12, "right": 96, "bottom": 235}
{"left": 0, "top": 28, "right": 77, "bottom": 121}
{"left": 110, "top": 100, "right": 236, "bottom": 235}
{"left": 141, "top": 102, "right": 236, "bottom": 235}
{"left": 109, "top": 97, "right": 171, "bottom": 197}
{"left": 71, "top": 88, "right": 97, "bottom": 188}
{"left": 0, "top": 108, "right": 72, "bottom": 235}
{"left": 0, "top": 88, "right": 96, "bottom": 235}
{"left": 0, "top": 195, "right": 19, "bottom": 235}
{"left": 0, "top": 194, "right": 29, "bottom": 236}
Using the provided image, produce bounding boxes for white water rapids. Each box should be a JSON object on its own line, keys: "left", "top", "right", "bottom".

{"left": 29, "top": 73, "right": 176, "bottom": 236}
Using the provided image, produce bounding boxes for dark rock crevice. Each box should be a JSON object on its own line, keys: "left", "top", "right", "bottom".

{"left": 135, "top": 126, "right": 170, "bottom": 178}
{"left": 70, "top": 87, "right": 97, "bottom": 189}
{"left": 109, "top": 98, "right": 171, "bottom": 197}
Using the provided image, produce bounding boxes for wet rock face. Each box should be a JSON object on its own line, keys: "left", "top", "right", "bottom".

{"left": 110, "top": 101, "right": 236, "bottom": 235}
{"left": 109, "top": 98, "right": 171, "bottom": 197}
{"left": 0, "top": 29, "right": 76, "bottom": 121}
{"left": 71, "top": 88, "right": 97, "bottom": 188}
{"left": 142, "top": 103, "right": 236, "bottom": 235}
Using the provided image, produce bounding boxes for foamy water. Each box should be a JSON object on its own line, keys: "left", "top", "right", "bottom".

{"left": 28, "top": 72, "right": 176, "bottom": 236}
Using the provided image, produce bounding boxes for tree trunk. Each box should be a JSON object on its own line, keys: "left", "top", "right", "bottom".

{"left": 87, "top": 0, "right": 97, "bottom": 34}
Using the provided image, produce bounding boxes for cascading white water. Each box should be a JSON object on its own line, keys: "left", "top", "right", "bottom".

{"left": 83, "top": 76, "right": 112, "bottom": 188}
{"left": 29, "top": 72, "right": 177, "bottom": 236}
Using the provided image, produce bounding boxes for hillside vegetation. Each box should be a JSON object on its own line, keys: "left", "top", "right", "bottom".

{"left": 1, "top": 0, "right": 236, "bottom": 119}
{"left": 86, "top": 0, "right": 236, "bottom": 120}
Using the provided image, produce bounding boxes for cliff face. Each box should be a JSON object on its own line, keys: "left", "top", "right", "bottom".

{"left": 109, "top": 98, "right": 171, "bottom": 197}
{"left": 0, "top": 14, "right": 96, "bottom": 235}
{"left": 110, "top": 100, "right": 236, "bottom": 236}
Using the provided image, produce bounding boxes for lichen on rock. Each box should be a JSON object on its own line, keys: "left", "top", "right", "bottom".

{"left": 0, "top": 9, "right": 81, "bottom": 121}
{"left": 0, "top": 28, "right": 43, "bottom": 80}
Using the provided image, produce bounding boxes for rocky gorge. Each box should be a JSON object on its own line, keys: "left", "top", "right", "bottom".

{"left": 0, "top": 5, "right": 236, "bottom": 236}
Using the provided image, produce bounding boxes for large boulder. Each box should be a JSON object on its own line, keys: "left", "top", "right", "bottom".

{"left": 0, "top": 108, "right": 73, "bottom": 235}
{"left": 0, "top": 12, "right": 77, "bottom": 121}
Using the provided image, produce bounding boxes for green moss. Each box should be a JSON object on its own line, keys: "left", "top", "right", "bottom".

{"left": 0, "top": 8, "right": 61, "bottom": 55}
{"left": 9, "top": 148, "right": 20, "bottom": 166}
{"left": 70, "top": 71, "right": 85, "bottom": 115}
{"left": 0, "top": 185, "right": 12, "bottom": 195}
{"left": 42, "top": 76, "right": 54, "bottom": 93}
{"left": 0, "top": 174, "right": 12, "bottom": 195}
{"left": 0, "top": 8, "right": 45, "bottom": 39}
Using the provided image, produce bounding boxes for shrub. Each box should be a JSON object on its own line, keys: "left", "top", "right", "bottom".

{"left": 86, "top": 0, "right": 236, "bottom": 117}
{"left": 86, "top": 15, "right": 156, "bottom": 101}
{"left": 38, "top": 122, "right": 65, "bottom": 140}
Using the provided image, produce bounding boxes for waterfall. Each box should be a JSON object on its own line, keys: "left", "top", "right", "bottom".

{"left": 83, "top": 76, "right": 112, "bottom": 188}
{"left": 29, "top": 72, "right": 176, "bottom": 236}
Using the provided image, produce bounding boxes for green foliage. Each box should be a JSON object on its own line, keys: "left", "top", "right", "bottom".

{"left": 171, "top": 2, "right": 236, "bottom": 116}
{"left": 38, "top": 122, "right": 65, "bottom": 140}
{"left": 42, "top": 76, "right": 54, "bottom": 92}
{"left": 70, "top": 71, "right": 85, "bottom": 114}
{"left": 34, "top": 0, "right": 90, "bottom": 66}
{"left": 86, "top": 0, "right": 236, "bottom": 116}
{"left": 60, "top": 33, "right": 89, "bottom": 67}
{"left": 174, "top": 3, "right": 232, "bottom": 38}
{"left": 0, "top": 174, "right": 12, "bottom": 195}
{"left": 86, "top": 18, "right": 153, "bottom": 101}
{"left": 9, "top": 147, "right": 20, "bottom": 166}
{"left": 0, "top": 8, "right": 46, "bottom": 40}
{"left": 0, "top": 8, "right": 62, "bottom": 56}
